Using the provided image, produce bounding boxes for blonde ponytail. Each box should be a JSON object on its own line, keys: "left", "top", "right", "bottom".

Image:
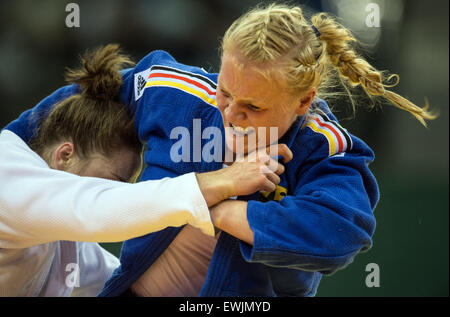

{"left": 221, "top": 3, "right": 438, "bottom": 127}
{"left": 311, "top": 12, "right": 437, "bottom": 126}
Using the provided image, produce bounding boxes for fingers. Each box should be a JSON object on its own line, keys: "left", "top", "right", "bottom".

{"left": 240, "top": 143, "right": 293, "bottom": 165}
{"left": 257, "top": 167, "right": 277, "bottom": 193}
{"left": 266, "top": 157, "right": 284, "bottom": 175}
{"left": 259, "top": 164, "right": 280, "bottom": 192}
{"left": 272, "top": 144, "right": 293, "bottom": 164}
{"left": 261, "top": 179, "right": 277, "bottom": 193}
{"left": 257, "top": 154, "right": 285, "bottom": 175}
{"left": 257, "top": 144, "right": 293, "bottom": 164}
{"left": 265, "top": 169, "right": 281, "bottom": 186}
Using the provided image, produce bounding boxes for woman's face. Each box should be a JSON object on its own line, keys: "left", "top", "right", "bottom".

{"left": 217, "top": 52, "right": 313, "bottom": 155}
{"left": 50, "top": 143, "right": 141, "bottom": 183}
{"left": 71, "top": 148, "right": 141, "bottom": 183}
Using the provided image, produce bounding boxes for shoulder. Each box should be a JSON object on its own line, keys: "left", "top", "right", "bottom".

{"left": 292, "top": 98, "right": 374, "bottom": 162}
{"left": 2, "top": 84, "right": 79, "bottom": 142}
{"left": 303, "top": 110, "right": 353, "bottom": 157}
{"left": 136, "top": 50, "right": 218, "bottom": 81}
{"left": 133, "top": 50, "right": 218, "bottom": 107}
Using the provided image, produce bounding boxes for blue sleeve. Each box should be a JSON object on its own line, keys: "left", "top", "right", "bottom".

{"left": 2, "top": 65, "right": 135, "bottom": 143}
{"left": 1, "top": 50, "right": 166, "bottom": 143}
{"left": 2, "top": 85, "right": 80, "bottom": 142}
{"left": 116, "top": 50, "right": 170, "bottom": 117}
{"left": 2, "top": 50, "right": 216, "bottom": 147}
{"left": 117, "top": 50, "right": 219, "bottom": 144}
{"left": 241, "top": 150, "right": 379, "bottom": 275}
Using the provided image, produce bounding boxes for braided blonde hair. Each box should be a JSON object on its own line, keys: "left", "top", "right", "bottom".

{"left": 221, "top": 3, "right": 437, "bottom": 126}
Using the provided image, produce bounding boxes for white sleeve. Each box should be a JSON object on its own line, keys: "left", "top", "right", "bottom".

{"left": 0, "top": 130, "right": 214, "bottom": 249}
{"left": 70, "top": 242, "right": 120, "bottom": 297}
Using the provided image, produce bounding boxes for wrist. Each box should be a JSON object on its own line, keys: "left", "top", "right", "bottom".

{"left": 209, "top": 203, "right": 223, "bottom": 229}
{"left": 210, "top": 200, "right": 253, "bottom": 245}
{"left": 210, "top": 199, "right": 233, "bottom": 229}
{"left": 195, "top": 171, "right": 232, "bottom": 207}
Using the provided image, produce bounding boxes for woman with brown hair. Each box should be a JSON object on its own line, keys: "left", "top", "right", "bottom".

{"left": 0, "top": 44, "right": 287, "bottom": 296}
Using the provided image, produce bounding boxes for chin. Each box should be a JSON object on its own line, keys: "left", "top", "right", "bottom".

{"left": 225, "top": 135, "right": 257, "bottom": 158}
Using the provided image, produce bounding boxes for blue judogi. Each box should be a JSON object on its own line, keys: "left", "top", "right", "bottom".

{"left": 4, "top": 50, "right": 378, "bottom": 297}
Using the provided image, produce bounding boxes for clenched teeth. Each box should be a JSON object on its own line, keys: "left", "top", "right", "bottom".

{"left": 230, "top": 124, "right": 256, "bottom": 136}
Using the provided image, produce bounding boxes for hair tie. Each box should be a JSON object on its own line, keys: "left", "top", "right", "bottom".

{"left": 312, "top": 25, "right": 321, "bottom": 38}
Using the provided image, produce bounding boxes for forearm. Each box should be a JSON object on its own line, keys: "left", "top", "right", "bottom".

{"left": 0, "top": 131, "right": 214, "bottom": 248}
{"left": 1, "top": 172, "right": 212, "bottom": 248}
{"left": 210, "top": 200, "right": 254, "bottom": 245}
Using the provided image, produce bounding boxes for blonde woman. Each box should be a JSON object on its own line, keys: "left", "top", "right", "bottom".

{"left": 105, "top": 3, "right": 431, "bottom": 296}
{"left": 10, "top": 4, "right": 435, "bottom": 297}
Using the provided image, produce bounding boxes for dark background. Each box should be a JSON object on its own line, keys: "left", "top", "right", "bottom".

{"left": 0, "top": 0, "right": 447, "bottom": 296}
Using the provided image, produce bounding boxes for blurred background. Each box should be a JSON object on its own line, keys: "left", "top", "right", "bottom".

{"left": 0, "top": 0, "right": 447, "bottom": 296}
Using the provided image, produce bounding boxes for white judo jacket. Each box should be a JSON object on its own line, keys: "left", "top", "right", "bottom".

{"left": 0, "top": 130, "right": 214, "bottom": 296}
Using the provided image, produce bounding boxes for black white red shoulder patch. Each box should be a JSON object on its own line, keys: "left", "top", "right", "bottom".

{"left": 134, "top": 65, "right": 217, "bottom": 107}
{"left": 305, "top": 110, "right": 353, "bottom": 156}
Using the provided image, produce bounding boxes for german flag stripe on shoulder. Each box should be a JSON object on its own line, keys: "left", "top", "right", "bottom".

{"left": 305, "top": 111, "right": 352, "bottom": 156}
{"left": 134, "top": 65, "right": 217, "bottom": 107}
{"left": 151, "top": 66, "right": 217, "bottom": 90}
{"left": 315, "top": 108, "right": 353, "bottom": 151}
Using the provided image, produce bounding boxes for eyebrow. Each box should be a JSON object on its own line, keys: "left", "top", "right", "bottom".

{"left": 219, "top": 85, "right": 263, "bottom": 108}
{"left": 218, "top": 83, "right": 229, "bottom": 94}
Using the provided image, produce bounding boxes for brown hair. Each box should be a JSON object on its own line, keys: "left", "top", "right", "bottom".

{"left": 30, "top": 44, "right": 142, "bottom": 164}
{"left": 221, "top": 3, "right": 438, "bottom": 126}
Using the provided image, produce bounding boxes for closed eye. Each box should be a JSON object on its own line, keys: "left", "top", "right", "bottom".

{"left": 219, "top": 86, "right": 263, "bottom": 111}
{"left": 248, "top": 104, "right": 263, "bottom": 111}
{"left": 220, "top": 88, "right": 231, "bottom": 98}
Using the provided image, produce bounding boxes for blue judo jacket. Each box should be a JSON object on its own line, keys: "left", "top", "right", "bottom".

{"left": 4, "top": 50, "right": 379, "bottom": 297}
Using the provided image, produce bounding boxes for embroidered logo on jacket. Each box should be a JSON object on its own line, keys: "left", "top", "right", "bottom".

{"left": 260, "top": 185, "right": 288, "bottom": 202}
{"left": 136, "top": 74, "right": 147, "bottom": 98}
{"left": 305, "top": 110, "right": 353, "bottom": 156}
{"left": 134, "top": 65, "right": 217, "bottom": 107}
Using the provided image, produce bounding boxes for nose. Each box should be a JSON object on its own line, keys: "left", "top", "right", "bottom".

{"left": 224, "top": 101, "right": 246, "bottom": 123}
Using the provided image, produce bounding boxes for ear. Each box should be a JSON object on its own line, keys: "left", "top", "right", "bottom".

{"left": 295, "top": 88, "right": 317, "bottom": 116}
{"left": 54, "top": 142, "right": 76, "bottom": 171}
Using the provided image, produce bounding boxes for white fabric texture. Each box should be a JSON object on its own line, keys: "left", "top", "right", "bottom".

{"left": 0, "top": 129, "right": 214, "bottom": 296}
